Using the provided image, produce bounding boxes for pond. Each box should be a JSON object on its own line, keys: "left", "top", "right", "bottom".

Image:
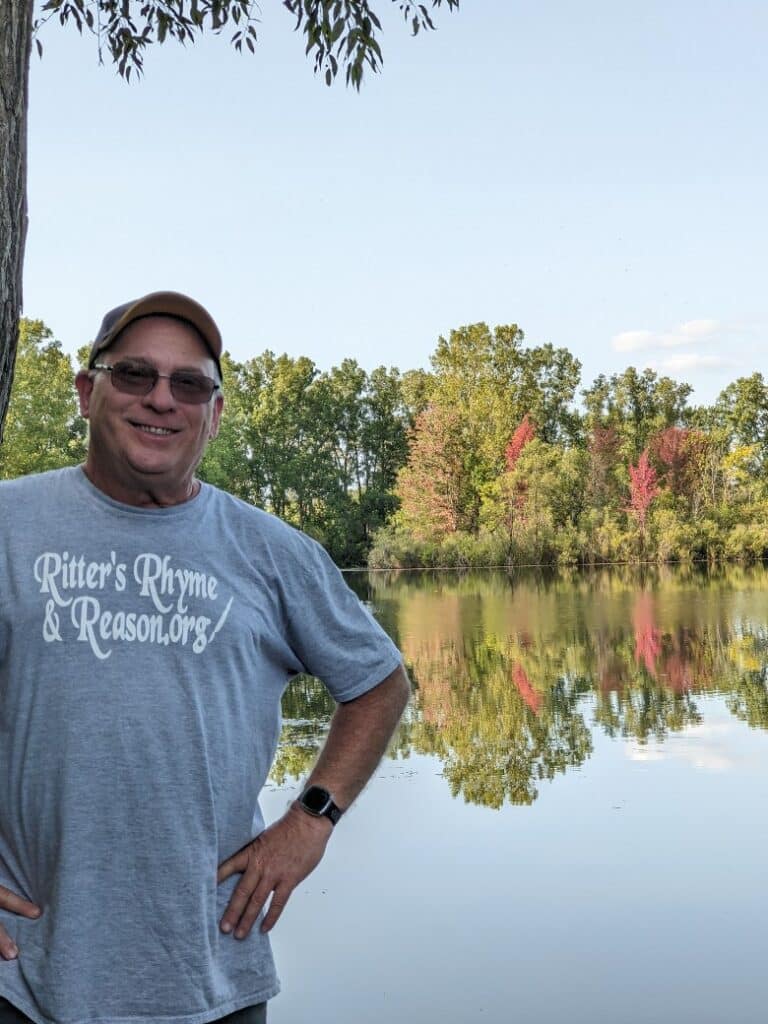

{"left": 264, "top": 565, "right": 768, "bottom": 1024}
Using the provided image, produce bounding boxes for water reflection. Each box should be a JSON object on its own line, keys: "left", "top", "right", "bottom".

{"left": 276, "top": 564, "right": 768, "bottom": 807}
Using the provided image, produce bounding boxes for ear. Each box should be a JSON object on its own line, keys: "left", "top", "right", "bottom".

{"left": 208, "top": 392, "right": 224, "bottom": 440}
{"left": 75, "top": 370, "right": 94, "bottom": 418}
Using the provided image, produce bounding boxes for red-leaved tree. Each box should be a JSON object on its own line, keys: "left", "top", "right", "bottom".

{"left": 650, "top": 426, "right": 711, "bottom": 513}
{"left": 395, "top": 403, "right": 468, "bottom": 539}
{"left": 502, "top": 414, "right": 537, "bottom": 523}
{"left": 627, "top": 449, "right": 659, "bottom": 532}
{"left": 505, "top": 414, "right": 536, "bottom": 472}
{"left": 650, "top": 426, "right": 690, "bottom": 496}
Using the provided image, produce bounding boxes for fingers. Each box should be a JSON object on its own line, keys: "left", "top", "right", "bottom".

{"left": 260, "top": 885, "right": 289, "bottom": 933}
{"left": 219, "top": 844, "right": 280, "bottom": 939}
{"left": 0, "top": 925, "right": 19, "bottom": 961}
{"left": 0, "top": 886, "right": 42, "bottom": 919}
{"left": 0, "top": 886, "right": 42, "bottom": 960}
{"left": 216, "top": 849, "right": 248, "bottom": 886}
{"left": 217, "top": 811, "right": 329, "bottom": 941}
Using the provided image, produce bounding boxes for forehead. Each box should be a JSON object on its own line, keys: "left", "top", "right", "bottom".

{"left": 105, "top": 315, "right": 215, "bottom": 370}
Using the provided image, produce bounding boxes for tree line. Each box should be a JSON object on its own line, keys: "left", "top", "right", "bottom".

{"left": 3, "top": 317, "right": 768, "bottom": 567}
{"left": 373, "top": 323, "right": 768, "bottom": 568}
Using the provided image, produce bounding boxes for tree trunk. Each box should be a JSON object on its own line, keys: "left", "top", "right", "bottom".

{"left": 0, "top": 1, "right": 33, "bottom": 442}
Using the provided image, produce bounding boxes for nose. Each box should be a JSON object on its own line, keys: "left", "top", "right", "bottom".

{"left": 141, "top": 373, "right": 176, "bottom": 411}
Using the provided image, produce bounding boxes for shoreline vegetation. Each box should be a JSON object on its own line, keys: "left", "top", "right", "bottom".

{"left": 3, "top": 318, "right": 768, "bottom": 571}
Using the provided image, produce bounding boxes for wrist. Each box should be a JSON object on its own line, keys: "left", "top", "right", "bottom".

{"left": 287, "top": 801, "right": 334, "bottom": 838}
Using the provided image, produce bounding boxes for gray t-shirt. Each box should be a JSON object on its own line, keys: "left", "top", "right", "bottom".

{"left": 0, "top": 467, "right": 402, "bottom": 1024}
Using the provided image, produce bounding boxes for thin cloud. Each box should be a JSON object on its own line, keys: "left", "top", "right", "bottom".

{"left": 612, "top": 330, "right": 657, "bottom": 352}
{"left": 677, "top": 319, "right": 721, "bottom": 340}
{"left": 655, "top": 353, "right": 737, "bottom": 373}
{"left": 612, "top": 319, "right": 723, "bottom": 353}
{"left": 626, "top": 722, "right": 739, "bottom": 774}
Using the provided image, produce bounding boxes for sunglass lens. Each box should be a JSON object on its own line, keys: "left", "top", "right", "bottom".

{"left": 112, "top": 364, "right": 157, "bottom": 394}
{"left": 108, "top": 363, "right": 214, "bottom": 403}
{"left": 170, "top": 374, "right": 214, "bottom": 404}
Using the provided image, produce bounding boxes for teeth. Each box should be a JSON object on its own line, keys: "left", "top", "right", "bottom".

{"left": 137, "top": 424, "right": 173, "bottom": 436}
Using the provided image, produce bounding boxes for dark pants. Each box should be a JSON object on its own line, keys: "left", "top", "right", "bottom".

{"left": 0, "top": 997, "right": 266, "bottom": 1024}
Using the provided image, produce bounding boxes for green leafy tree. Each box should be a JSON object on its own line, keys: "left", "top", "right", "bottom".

{"left": 586, "top": 425, "right": 621, "bottom": 507}
{"left": 428, "top": 322, "right": 582, "bottom": 528}
{"left": 198, "top": 351, "right": 256, "bottom": 501}
{"left": 0, "top": 319, "right": 86, "bottom": 479}
{"left": 242, "top": 351, "right": 339, "bottom": 526}
{"left": 358, "top": 365, "right": 410, "bottom": 542}
{"left": 0, "top": 1, "right": 459, "bottom": 439}
{"left": 201, "top": 350, "right": 409, "bottom": 564}
{"left": 713, "top": 373, "right": 768, "bottom": 478}
{"left": 400, "top": 367, "right": 436, "bottom": 424}
{"left": 582, "top": 367, "right": 692, "bottom": 460}
{"left": 506, "top": 440, "right": 588, "bottom": 563}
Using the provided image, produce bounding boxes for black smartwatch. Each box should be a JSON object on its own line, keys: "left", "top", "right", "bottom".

{"left": 296, "top": 785, "right": 344, "bottom": 826}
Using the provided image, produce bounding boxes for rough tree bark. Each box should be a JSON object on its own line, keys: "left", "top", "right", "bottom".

{"left": 0, "top": 2, "right": 33, "bottom": 442}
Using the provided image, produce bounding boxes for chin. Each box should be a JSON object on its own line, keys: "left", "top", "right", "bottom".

{"left": 125, "top": 455, "right": 180, "bottom": 479}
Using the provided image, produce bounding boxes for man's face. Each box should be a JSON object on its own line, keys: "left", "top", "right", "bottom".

{"left": 75, "top": 316, "right": 224, "bottom": 503}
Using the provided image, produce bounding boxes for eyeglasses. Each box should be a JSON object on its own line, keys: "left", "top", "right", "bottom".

{"left": 92, "top": 361, "right": 220, "bottom": 405}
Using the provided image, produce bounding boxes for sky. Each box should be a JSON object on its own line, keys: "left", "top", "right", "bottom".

{"left": 23, "top": 0, "right": 768, "bottom": 408}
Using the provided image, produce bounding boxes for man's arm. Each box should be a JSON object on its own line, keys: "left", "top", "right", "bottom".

{"left": 217, "top": 662, "right": 410, "bottom": 938}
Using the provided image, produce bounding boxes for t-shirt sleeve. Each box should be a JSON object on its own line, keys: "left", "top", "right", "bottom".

{"left": 282, "top": 533, "right": 402, "bottom": 703}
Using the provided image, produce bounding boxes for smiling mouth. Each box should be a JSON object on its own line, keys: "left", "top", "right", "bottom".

{"left": 131, "top": 422, "right": 177, "bottom": 437}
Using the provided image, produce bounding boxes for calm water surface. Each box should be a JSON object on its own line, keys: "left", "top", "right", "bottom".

{"left": 264, "top": 566, "right": 768, "bottom": 1024}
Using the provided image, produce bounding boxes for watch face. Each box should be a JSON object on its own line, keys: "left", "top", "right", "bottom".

{"left": 302, "top": 786, "right": 332, "bottom": 815}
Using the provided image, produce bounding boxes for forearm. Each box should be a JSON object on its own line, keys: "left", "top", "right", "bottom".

{"left": 304, "top": 662, "right": 411, "bottom": 810}
{"left": 217, "top": 663, "right": 410, "bottom": 937}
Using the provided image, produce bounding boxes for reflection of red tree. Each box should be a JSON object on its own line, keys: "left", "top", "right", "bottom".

{"left": 632, "top": 593, "right": 693, "bottom": 693}
{"left": 633, "top": 591, "right": 661, "bottom": 677}
{"left": 512, "top": 663, "right": 541, "bottom": 713}
{"left": 663, "top": 650, "right": 692, "bottom": 694}
{"left": 406, "top": 642, "right": 456, "bottom": 729}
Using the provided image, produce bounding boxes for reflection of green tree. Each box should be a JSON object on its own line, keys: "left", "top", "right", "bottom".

{"left": 435, "top": 673, "right": 592, "bottom": 808}
{"left": 593, "top": 684, "right": 701, "bottom": 743}
{"left": 270, "top": 675, "right": 334, "bottom": 785}
{"left": 270, "top": 720, "right": 326, "bottom": 786}
{"left": 270, "top": 578, "right": 407, "bottom": 786}
{"left": 403, "top": 634, "right": 594, "bottom": 807}
{"left": 269, "top": 566, "right": 768, "bottom": 804}
{"left": 271, "top": 666, "right": 411, "bottom": 786}
{"left": 723, "top": 633, "right": 768, "bottom": 728}
{"left": 726, "top": 673, "right": 768, "bottom": 729}
{"left": 281, "top": 673, "right": 336, "bottom": 721}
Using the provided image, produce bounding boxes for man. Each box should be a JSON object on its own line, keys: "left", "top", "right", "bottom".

{"left": 0, "top": 292, "right": 410, "bottom": 1024}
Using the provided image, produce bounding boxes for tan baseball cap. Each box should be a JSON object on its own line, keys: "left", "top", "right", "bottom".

{"left": 88, "top": 291, "right": 223, "bottom": 377}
